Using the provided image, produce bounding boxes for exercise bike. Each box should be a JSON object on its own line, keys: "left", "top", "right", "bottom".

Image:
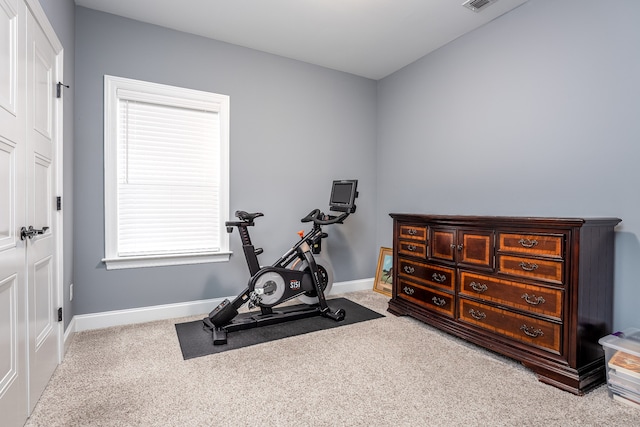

{"left": 203, "top": 180, "right": 359, "bottom": 345}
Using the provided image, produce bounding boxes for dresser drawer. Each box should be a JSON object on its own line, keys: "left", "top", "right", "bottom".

{"left": 398, "top": 279, "right": 454, "bottom": 318}
{"left": 498, "top": 232, "right": 563, "bottom": 259}
{"left": 399, "top": 224, "right": 427, "bottom": 241}
{"left": 497, "top": 254, "right": 563, "bottom": 285}
{"left": 398, "top": 257, "right": 455, "bottom": 291}
{"left": 459, "top": 272, "right": 562, "bottom": 319}
{"left": 398, "top": 240, "right": 427, "bottom": 258}
{"left": 459, "top": 298, "right": 561, "bottom": 354}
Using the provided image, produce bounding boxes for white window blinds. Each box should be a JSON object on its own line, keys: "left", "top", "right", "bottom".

{"left": 117, "top": 98, "right": 221, "bottom": 255}
{"left": 103, "top": 75, "right": 230, "bottom": 269}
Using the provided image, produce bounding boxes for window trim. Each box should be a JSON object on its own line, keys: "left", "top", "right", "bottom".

{"left": 102, "top": 75, "right": 230, "bottom": 270}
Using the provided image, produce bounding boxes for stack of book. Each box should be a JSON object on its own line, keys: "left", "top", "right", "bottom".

{"left": 600, "top": 328, "right": 640, "bottom": 409}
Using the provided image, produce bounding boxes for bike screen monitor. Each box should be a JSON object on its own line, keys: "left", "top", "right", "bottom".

{"left": 329, "top": 180, "right": 358, "bottom": 213}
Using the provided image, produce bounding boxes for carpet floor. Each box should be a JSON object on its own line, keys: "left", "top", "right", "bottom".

{"left": 24, "top": 291, "right": 640, "bottom": 426}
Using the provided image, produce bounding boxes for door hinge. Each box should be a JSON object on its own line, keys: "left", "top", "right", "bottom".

{"left": 57, "top": 307, "right": 63, "bottom": 322}
{"left": 57, "top": 196, "right": 62, "bottom": 211}
{"left": 56, "top": 82, "right": 69, "bottom": 98}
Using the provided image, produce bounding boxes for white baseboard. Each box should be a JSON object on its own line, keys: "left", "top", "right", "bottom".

{"left": 71, "top": 278, "right": 373, "bottom": 333}
{"left": 332, "top": 277, "right": 374, "bottom": 294}
{"left": 63, "top": 317, "right": 76, "bottom": 353}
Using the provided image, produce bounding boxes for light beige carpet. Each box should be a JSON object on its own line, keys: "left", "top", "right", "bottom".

{"left": 25, "top": 291, "right": 640, "bottom": 426}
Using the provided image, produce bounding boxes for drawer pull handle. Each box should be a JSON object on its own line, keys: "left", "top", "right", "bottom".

{"left": 403, "top": 266, "right": 415, "bottom": 274}
{"left": 403, "top": 286, "right": 415, "bottom": 295}
{"left": 521, "top": 293, "right": 546, "bottom": 306}
{"left": 469, "top": 309, "right": 486, "bottom": 320}
{"left": 520, "top": 325, "right": 544, "bottom": 338}
{"left": 470, "top": 281, "right": 488, "bottom": 293}
{"left": 518, "top": 238, "right": 539, "bottom": 248}
{"left": 519, "top": 261, "right": 538, "bottom": 272}
{"left": 407, "top": 245, "right": 417, "bottom": 252}
{"left": 432, "top": 273, "right": 447, "bottom": 283}
{"left": 407, "top": 229, "right": 418, "bottom": 236}
{"left": 432, "top": 297, "right": 446, "bottom": 307}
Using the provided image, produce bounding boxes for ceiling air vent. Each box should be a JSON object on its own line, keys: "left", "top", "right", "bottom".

{"left": 462, "top": 0, "right": 498, "bottom": 12}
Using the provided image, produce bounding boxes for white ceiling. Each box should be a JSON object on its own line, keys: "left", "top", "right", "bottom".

{"left": 75, "top": 0, "right": 528, "bottom": 80}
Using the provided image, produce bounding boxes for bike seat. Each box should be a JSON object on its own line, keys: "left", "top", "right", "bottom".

{"left": 236, "top": 211, "right": 264, "bottom": 221}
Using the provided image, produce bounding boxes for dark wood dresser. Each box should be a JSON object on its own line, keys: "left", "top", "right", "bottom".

{"left": 388, "top": 214, "right": 621, "bottom": 395}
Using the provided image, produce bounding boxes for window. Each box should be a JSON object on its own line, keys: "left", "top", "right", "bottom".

{"left": 103, "top": 75, "right": 230, "bottom": 270}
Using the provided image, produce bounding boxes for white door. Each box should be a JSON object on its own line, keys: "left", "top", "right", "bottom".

{"left": 25, "top": 5, "right": 59, "bottom": 413}
{"left": 0, "top": 0, "right": 61, "bottom": 424}
{"left": 0, "top": 0, "right": 28, "bottom": 425}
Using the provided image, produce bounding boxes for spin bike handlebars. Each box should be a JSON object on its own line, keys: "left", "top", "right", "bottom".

{"left": 301, "top": 209, "right": 349, "bottom": 226}
{"left": 225, "top": 209, "right": 348, "bottom": 232}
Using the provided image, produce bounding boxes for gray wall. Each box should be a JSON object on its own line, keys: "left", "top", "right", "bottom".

{"left": 40, "top": 0, "right": 75, "bottom": 328}
{"left": 74, "top": 7, "right": 377, "bottom": 314}
{"left": 47, "top": 1, "right": 639, "bottom": 331}
{"left": 376, "top": 0, "right": 640, "bottom": 330}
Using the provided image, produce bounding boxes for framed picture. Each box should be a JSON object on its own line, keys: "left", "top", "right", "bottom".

{"left": 373, "top": 247, "right": 393, "bottom": 296}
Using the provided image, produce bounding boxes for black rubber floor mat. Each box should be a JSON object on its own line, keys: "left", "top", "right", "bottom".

{"left": 175, "top": 298, "right": 384, "bottom": 359}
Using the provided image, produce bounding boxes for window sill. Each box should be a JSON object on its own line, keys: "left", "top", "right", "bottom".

{"left": 102, "top": 251, "right": 231, "bottom": 270}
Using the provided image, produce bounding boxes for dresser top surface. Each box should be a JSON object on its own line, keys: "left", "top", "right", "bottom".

{"left": 389, "top": 213, "right": 621, "bottom": 228}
